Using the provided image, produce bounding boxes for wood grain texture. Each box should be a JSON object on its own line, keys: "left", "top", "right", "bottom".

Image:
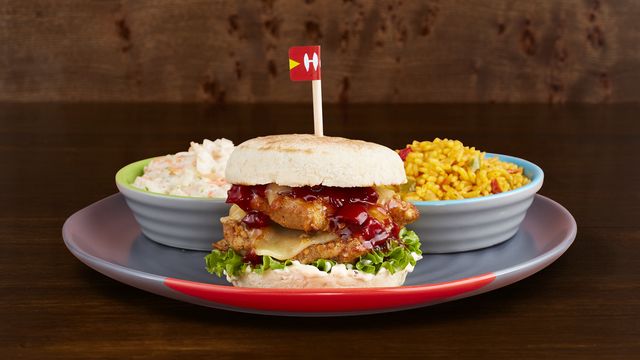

{"left": 0, "top": 103, "right": 639, "bottom": 359}
{"left": 1, "top": 0, "right": 640, "bottom": 103}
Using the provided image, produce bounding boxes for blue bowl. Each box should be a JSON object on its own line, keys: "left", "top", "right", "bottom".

{"left": 410, "top": 153, "right": 544, "bottom": 253}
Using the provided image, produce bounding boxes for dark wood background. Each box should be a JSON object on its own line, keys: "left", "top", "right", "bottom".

{"left": 2, "top": 0, "right": 640, "bottom": 103}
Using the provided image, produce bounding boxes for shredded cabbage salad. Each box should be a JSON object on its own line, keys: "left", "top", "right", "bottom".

{"left": 133, "top": 138, "right": 234, "bottom": 198}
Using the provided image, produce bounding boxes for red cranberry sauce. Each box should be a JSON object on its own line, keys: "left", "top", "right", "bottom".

{"left": 226, "top": 184, "right": 270, "bottom": 228}
{"left": 241, "top": 210, "right": 271, "bottom": 229}
{"left": 289, "top": 185, "right": 378, "bottom": 208}
{"left": 226, "top": 184, "right": 266, "bottom": 211}
{"left": 288, "top": 185, "right": 398, "bottom": 247}
{"left": 242, "top": 250, "right": 262, "bottom": 266}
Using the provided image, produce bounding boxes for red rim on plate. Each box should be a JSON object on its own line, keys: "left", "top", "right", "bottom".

{"left": 164, "top": 273, "right": 496, "bottom": 313}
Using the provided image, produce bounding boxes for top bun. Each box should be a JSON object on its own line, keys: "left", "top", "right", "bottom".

{"left": 225, "top": 134, "right": 407, "bottom": 187}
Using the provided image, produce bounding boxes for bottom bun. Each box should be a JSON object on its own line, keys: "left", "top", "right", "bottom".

{"left": 227, "top": 260, "right": 418, "bottom": 288}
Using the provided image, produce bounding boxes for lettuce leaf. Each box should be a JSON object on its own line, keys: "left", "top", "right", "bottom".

{"left": 312, "top": 258, "right": 337, "bottom": 272}
{"left": 354, "top": 228, "right": 422, "bottom": 275}
{"left": 204, "top": 247, "right": 247, "bottom": 277}
{"left": 204, "top": 228, "right": 422, "bottom": 277}
{"left": 254, "top": 256, "right": 292, "bottom": 274}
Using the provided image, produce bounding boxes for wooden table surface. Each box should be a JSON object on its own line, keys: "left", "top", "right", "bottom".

{"left": 1, "top": 103, "right": 638, "bottom": 359}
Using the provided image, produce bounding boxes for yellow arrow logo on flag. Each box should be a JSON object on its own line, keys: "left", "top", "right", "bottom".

{"left": 289, "top": 58, "right": 300, "bottom": 70}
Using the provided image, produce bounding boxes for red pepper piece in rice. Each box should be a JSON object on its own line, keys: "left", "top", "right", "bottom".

{"left": 491, "top": 179, "right": 502, "bottom": 194}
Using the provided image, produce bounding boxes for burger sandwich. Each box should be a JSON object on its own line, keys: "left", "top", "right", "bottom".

{"left": 205, "top": 134, "right": 421, "bottom": 288}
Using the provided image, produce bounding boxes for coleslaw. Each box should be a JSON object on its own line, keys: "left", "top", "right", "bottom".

{"left": 133, "top": 138, "right": 234, "bottom": 198}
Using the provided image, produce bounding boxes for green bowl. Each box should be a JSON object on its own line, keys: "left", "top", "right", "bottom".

{"left": 115, "top": 158, "right": 152, "bottom": 193}
{"left": 115, "top": 157, "right": 228, "bottom": 201}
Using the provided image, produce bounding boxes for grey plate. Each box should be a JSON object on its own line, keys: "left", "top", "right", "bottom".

{"left": 63, "top": 194, "right": 576, "bottom": 316}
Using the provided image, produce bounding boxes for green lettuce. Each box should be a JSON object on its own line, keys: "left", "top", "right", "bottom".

{"left": 205, "top": 228, "right": 422, "bottom": 277}
{"left": 355, "top": 228, "right": 422, "bottom": 275}
{"left": 204, "top": 248, "right": 248, "bottom": 277}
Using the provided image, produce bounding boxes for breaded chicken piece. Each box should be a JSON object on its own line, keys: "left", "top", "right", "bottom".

{"left": 381, "top": 195, "right": 420, "bottom": 227}
{"left": 292, "top": 236, "right": 370, "bottom": 264}
{"left": 214, "top": 218, "right": 371, "bottom": 264}
{"left": 257, "top": 196, "right": 330, "bottom": 233}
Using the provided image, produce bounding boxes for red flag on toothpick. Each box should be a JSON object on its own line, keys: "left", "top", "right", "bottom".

{"left": 289, "top": 45, "right": 323, "bottom": 136}
{"left": 289, "top": 46, "right": 321, "bottom": 81}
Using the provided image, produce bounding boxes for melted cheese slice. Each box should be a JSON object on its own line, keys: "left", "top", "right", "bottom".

{"left": 253, "top": 226, "right": 337, "bottom": 260}
{"left": 227, "top": 205, "right": 337, "bottom": 260}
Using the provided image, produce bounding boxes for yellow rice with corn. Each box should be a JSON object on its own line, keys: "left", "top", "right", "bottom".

{"left": 397, "top": 139, "right": 530, "bottom": 201}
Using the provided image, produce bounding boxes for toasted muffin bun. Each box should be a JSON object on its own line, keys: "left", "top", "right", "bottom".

{"left": 225, "top": 134, "right": 407, "bottom": 187}
{"left": 228, "top": 261, "right": 414, "bottom": 288}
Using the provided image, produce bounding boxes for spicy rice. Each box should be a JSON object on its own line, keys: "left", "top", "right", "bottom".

{"left": 397, "top": 138, "right": 530, "bottom": 201}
